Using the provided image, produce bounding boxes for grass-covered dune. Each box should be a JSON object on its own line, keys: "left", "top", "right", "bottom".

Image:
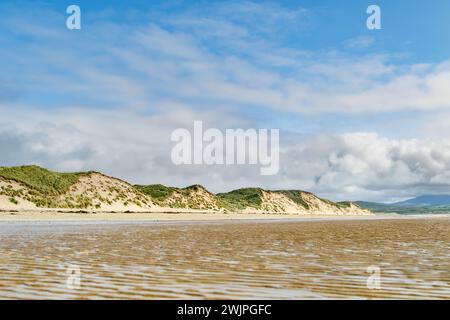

{"left": 0, "top": 165, "right": 88, "bottom": 195}
{"left": 136, "top": 184, "right": 229, "bottom": 210}
{"left": 134, "top": 184, "right": 177, "bottom": 202}
{"left": 0, "top": 165, "right": 143, "bottom": 209}
{"left": 216, "top": 188, "right": 263, "bottom": 210}
{"left": 0, "top": 165, "right": 370, "bottom": 215}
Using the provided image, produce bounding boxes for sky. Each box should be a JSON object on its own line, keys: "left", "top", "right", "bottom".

{"left": 1, "top": 0, "right": 450, "bottom": 202}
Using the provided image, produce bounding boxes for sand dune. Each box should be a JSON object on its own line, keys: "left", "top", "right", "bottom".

{"left": 0, "top": 165, "right": 371, "bottom": 216}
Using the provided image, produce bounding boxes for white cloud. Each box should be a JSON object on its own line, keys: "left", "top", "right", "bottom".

{"left": 279, "top": 133, "right": 450, "bottom": 201}
{"left": 2, "top": 4, "right": 450, "bottom": 116}
{"left": 311, "top": 61, "right": 450, "bottom": 113}
{"left": 344, "top": 36, "right": 374, "bottom": 49}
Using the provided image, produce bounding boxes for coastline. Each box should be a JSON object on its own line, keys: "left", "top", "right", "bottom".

{"left": 1, "top": 209, "right": 449, "bottom": 223}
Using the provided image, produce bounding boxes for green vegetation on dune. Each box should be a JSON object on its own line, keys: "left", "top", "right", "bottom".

{"left": 0, "top": 165, "right": 92, "bottom": 208}
{"left": 0, "top": 165, "right": 86, "bottom": 195}
{"left": 217, "top": 188, "right": 263, "bottom": 210}
{"left": 184, "top": 184, "right": 206, "bottom": 192}
{"left": 135, "top": 184, "right": 225, "bottom": 209}
{"left": 178, "top": 185, "right": 207, "bottom": 197}
{"left": 336, "top": 201, "right": 352, "bottom": 208}
{"left": 134, "top": 184, "right": 177, "bottom": 201}
{"left": 137, "top": 184, "right": 266, "bottom": 211}
{"left": 278, "top": 190, "right": 310, "bottom": 209}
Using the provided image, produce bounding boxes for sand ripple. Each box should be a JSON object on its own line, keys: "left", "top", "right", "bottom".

{"left": 0, "top": 218, "right": 449, "bottom": 299}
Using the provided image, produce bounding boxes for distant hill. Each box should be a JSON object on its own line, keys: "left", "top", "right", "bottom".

{"left": 0, "top": 165, "right": 370, "bottom": 215}
{"left": 355, "top": 201, "right": 393, "bottom": 212}
{"left": 392, "top": 195, "right": 450, "bottom": 206}
{"left": 356, "top": 197, "right": 450, "bottom": 215}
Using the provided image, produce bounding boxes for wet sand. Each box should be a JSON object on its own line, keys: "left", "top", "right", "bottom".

{"left": 0, "top": 217, "right": 449, "bottom": 299}
{"left": 0, "top": 210, "right": 375, "bottom": 222}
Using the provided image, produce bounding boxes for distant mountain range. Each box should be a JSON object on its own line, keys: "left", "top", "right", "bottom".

{"left": 356, "top": 195, "right": 450, "bottom": 214}
{"left": 392, "top": 195, "right": 450, "bottom": 206}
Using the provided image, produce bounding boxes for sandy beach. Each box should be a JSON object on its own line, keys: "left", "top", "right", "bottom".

{"left": 1, "top": 209, "right": 449, "bottom": 223}
{"left": 0, "top": 210, "right": 365, "bottom": 222}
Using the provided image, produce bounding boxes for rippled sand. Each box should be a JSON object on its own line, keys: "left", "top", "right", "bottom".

{"left": 0, "top": 218, "right": 449, "bottom": 299}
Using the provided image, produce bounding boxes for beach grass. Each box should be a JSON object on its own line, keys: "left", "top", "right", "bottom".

{"left": 0, "top": 165, "right": 85, "bottom": 195}
{"left": 217, "top": 188, "right": 263, "bottom": 210}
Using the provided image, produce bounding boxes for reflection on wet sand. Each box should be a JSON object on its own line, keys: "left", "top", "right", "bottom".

{"left": 0, "top": 218, "right": 449, "bottom": 299}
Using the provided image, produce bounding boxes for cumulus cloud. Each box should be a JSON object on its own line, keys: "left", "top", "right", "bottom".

{"left": 0, "top": 123, "right": 97, "bottom": 170}
{"left": 280, "top": 133, "right": 450, "bottom": 201}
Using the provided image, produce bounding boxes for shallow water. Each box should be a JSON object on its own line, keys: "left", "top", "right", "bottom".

{"left": 0, "top": 218, "right": 449, "bottom": 299}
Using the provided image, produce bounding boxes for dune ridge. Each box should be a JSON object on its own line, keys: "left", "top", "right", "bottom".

{"left": 0, "top": 165, "right": 370, "bottom": 215}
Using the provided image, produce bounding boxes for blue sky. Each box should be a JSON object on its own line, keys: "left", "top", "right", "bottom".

{"left": 1, "top": 1, "right": 450, "bottom": 202}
